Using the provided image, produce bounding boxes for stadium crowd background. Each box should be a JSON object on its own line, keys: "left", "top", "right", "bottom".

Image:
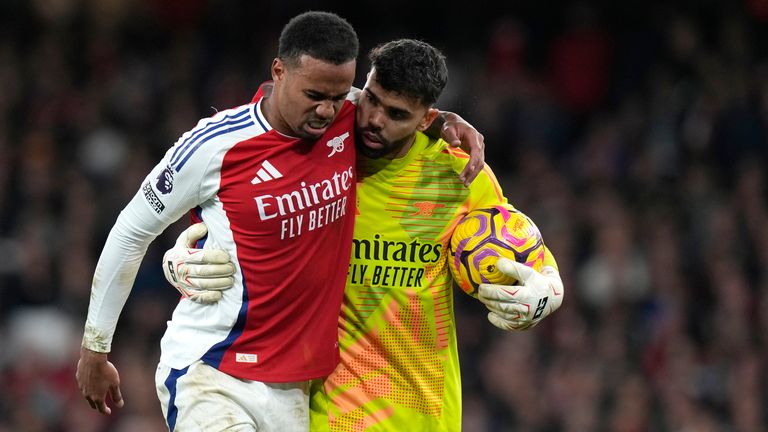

{"left": 1, "top": 0, "right": 767, "bottom": 430}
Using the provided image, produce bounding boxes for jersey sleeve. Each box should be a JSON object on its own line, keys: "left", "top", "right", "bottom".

{"left": 449, "top": 147, "right": 563, "bottom": 274}
{"left": 468, "top": 165, "right": 507, "bottom": 208}
{"left": 82, "top": 118, "right": 223, "bottom": 352}
{"left": 444, "top": 146, "right": 508, "bottom": 210}
{"left": 543, "top": 245, "right": 559, "bottom": 271}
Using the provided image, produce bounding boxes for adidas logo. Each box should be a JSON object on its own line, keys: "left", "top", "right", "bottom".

{"left": 251, "top": 160, "right": 283, "bottom": 184}
{"left": 235, "top": 353, "right": 258, "bottom": 363}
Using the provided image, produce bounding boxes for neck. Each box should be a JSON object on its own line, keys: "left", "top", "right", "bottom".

{"left": 388, "top": 133, "right": 418, "bottom": 159}
{"left": 260, "top": 96, "right": 278, "bottom": 128}
{"left": 258, "top": 85, "right": 290, "bottom": 135}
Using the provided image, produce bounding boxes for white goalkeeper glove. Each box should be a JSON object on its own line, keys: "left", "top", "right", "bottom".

{"left": 162, "top": 223, "right": 235, "bottom": 304}
{"left": 477, "top": 258, "right": 564, "bottom": 331}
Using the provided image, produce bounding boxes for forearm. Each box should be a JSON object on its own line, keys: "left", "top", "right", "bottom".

{"left": 83, "top": 194, "right": 167, "bottom": 352}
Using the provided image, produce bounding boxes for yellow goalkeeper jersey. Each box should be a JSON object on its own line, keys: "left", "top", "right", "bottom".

{"left": 309, "top": 132, "right": 507, "bottom": 431}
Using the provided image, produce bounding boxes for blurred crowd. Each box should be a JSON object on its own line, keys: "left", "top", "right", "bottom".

{"left": 0, "top": 0, "right": 767, "bottom": 431}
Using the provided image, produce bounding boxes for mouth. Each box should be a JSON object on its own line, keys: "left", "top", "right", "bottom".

{"left": 361, "top": 131, "right": 384, "bottom": 149}
{"left": 305, "top": 120, "right": 330, "bottom": 136}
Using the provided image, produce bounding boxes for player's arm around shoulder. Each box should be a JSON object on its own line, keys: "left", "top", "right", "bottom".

{"left": 430, "top": 111, "right": 485, "bottom": 186}
{"left": 441, "top": 144, "right": 506, "bottom": 208}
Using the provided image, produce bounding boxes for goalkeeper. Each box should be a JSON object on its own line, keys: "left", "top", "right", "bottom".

{"left": 163, "top": 39, "right": 564, "bottom": 431}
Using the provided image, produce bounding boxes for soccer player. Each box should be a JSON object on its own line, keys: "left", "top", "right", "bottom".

{"left": 164, "top": 40, "right": 564, "bottom": 431}
{"left": 75, "top": 12, "right": 485, "bottom": 432}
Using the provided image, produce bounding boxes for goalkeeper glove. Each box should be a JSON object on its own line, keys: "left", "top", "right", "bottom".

{"left": 162, "top": 223, "right": 235, "bottom": 304}
{"left": 477, "top": 258, "right": 564, "bottom": 331}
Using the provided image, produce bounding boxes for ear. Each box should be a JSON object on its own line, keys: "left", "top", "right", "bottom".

{"left": 416, "top": 108, "right": 440, "bottom": 132}
{"left": 271, "top": 58, "right": 284, "bottom": 82}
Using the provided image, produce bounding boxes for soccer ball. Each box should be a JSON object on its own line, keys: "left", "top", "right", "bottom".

{"left": 448, "top": 205, "right": 545, "bottom": 296}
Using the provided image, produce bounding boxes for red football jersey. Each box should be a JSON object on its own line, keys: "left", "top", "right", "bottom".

{"left": 201, "top": 94, "right": 356, "bottom": 381}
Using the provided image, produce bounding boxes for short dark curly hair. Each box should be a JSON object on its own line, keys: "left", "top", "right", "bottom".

{"left": 368, "top": 39, "right": 448, "bottom": 107}
{"left": 278, "top": 11, "right": 359, "bottom": 68}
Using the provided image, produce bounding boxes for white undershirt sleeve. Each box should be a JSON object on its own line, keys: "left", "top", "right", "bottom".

{"left": 80, "top": 105, "right": 248, "bottom": 353}
{"left": 82, "top": 192, "right": 170, "bottom": 352}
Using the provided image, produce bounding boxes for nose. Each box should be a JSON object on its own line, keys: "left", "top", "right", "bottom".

{"left": 315, "top": 101, "right": 336, "bottom": 120}
{"left": 368, "top": 109, "right": 384, "bottom": 129}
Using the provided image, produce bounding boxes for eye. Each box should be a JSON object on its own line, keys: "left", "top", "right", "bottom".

{"left": 389, "top": 110, "right": 408, "bottom": 120}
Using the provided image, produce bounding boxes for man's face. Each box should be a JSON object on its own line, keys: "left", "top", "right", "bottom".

{"left": 272, "top": 55, "right": 356, "bottom": 140}
{"left": 355, "top": 69, "right": 437, "bottom": 159}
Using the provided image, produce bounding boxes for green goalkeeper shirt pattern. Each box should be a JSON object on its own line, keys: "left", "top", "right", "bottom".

{"left": 310, "top": 132, "right": 507, "bottom": 431}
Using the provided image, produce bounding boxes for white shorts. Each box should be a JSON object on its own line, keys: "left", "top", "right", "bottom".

{"left": 155, "top": 360, "right": 311, "bottom": 432}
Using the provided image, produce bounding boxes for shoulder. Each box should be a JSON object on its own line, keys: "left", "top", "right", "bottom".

{"left": 422, "top": 135, "right": 500, "bottom": 192}
{"left": 186, "top": 104, "right": 259, "bottom": 146}
{"left": 408, "top": 135, "right": 479, "bottom": 184}
{"left": 170, "top": 104, "right": 259, "bottom": 169}
{"left": 183, "top": 104, "right": 256, "bottom": 136}
{"left": 206, "top": 104, "right": 255, "bottom": 124}
{"left": 422, "top": 137, "right": 471, "bottom": 170}
{"left": 346, "top": 87, "right": 361, "bottom": 105}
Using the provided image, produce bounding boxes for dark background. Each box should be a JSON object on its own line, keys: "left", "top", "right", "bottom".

{"left": 1, "top": 0, "right": 767, "bottom": 430}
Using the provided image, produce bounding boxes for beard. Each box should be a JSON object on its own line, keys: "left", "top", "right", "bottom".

{"left": 355, "top": 130, "right": 413, "bottom": 160}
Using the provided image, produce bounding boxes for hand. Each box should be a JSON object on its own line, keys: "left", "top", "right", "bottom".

{"left": 441, "top": 118, "right": 485, "bottom": 187}
{"left": 76, "top": 347, "right": 124, "bottom": 415}
{"left": 477, "top": 258, "right": 564, "bottom": 331}
{"left": 163, "top": 223, "right": 235, "bottom": 304}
